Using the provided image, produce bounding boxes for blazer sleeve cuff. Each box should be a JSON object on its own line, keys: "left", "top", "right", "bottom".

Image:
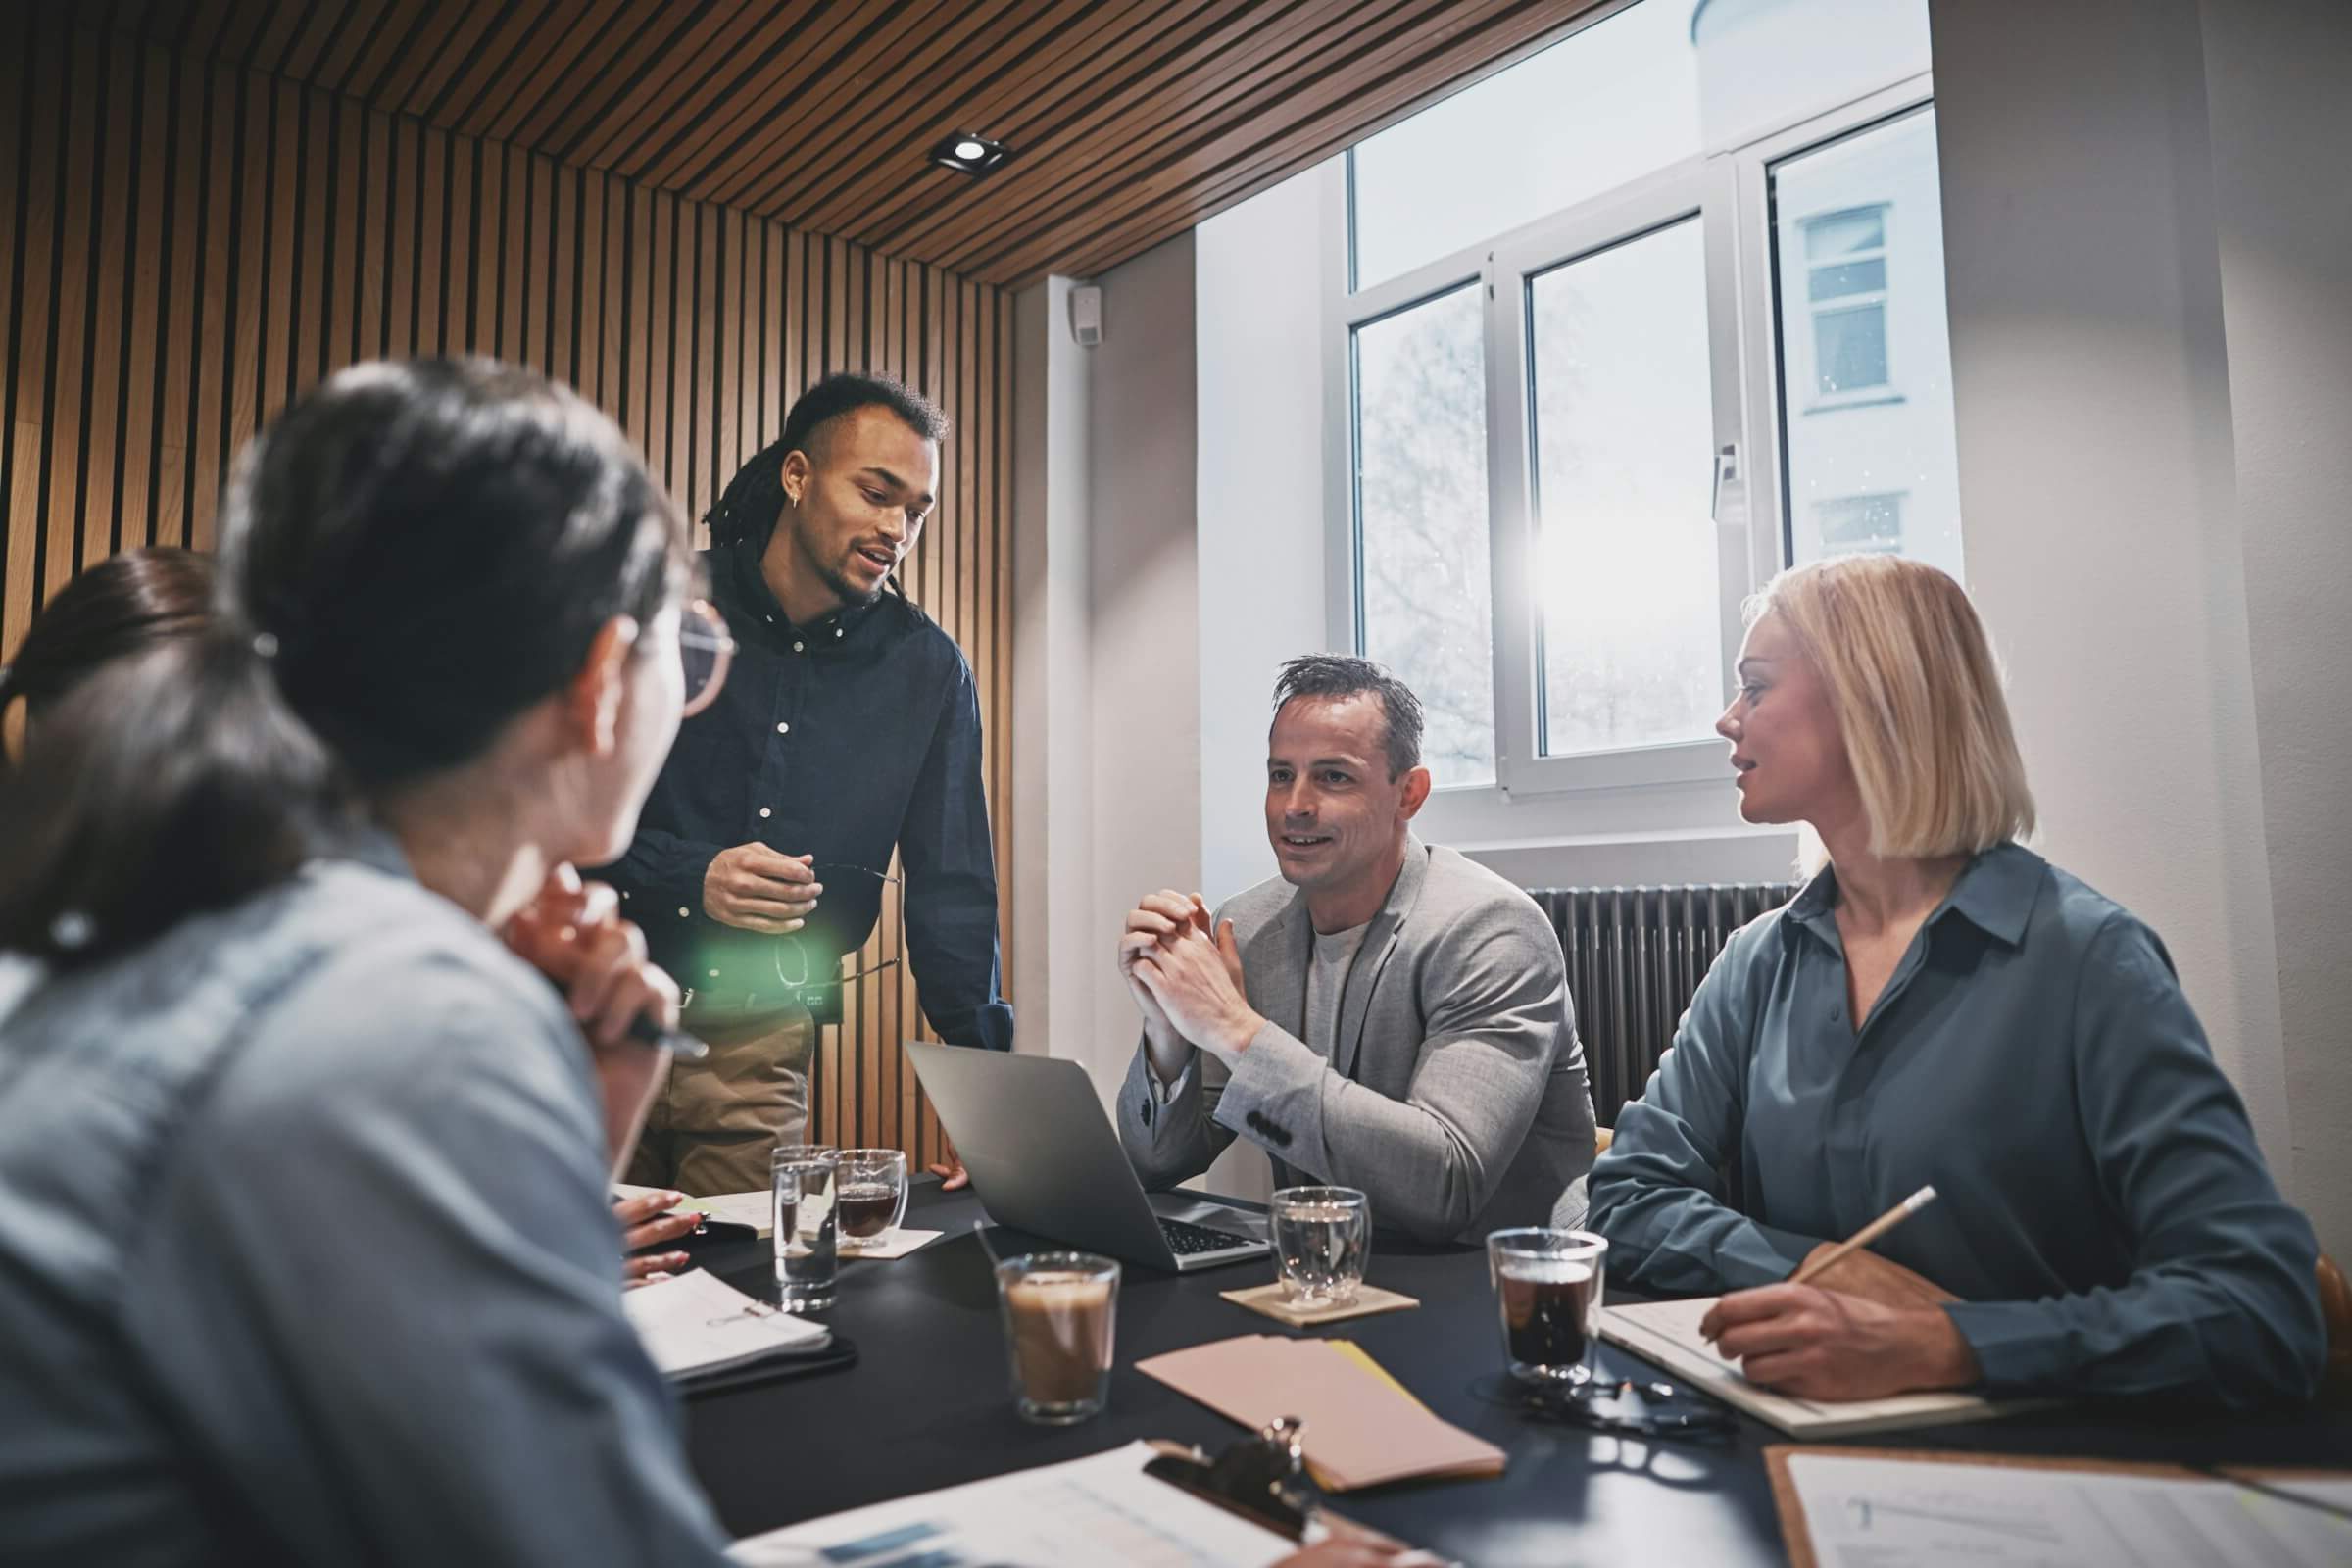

{"left": 1209, "top": 1021, "right": 1320, "bottom": 1136}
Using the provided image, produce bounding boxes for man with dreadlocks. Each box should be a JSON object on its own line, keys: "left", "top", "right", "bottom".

{"left": 595, "top": 373, "right": 1011, "bottom": 1195}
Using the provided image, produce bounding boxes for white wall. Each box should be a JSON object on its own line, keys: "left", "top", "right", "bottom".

{"left": 1010, "top": 279, "right": 1094, "bottom": 1061}
{"left": 1011, "top": 239, "right": 1203, "bottom": 1110}
{"left": 1929, "top": 0, "right": 2293, "bottom": 1173}
{"left": 1194, "top": 167, "right": 1334, "bottom": 908}
{"left": 2197, "top": 0, "right": 2352, "bottom": 1257}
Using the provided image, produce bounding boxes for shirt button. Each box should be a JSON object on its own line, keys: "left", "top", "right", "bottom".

{"left": 793, "top": 640, "right": 805, "bottom": 653}
{"left": 776, "top": 721, "right": 790, "bottom": 735}
{"left": 759, "top": 807, "right": 772, "bottom": 818}
{"left": 834, "top": 627, "right": 843, "bottom": 638}
{"left": 708, "top": 968, "right": 721, "bottom": 979}
{"left": 765, "top": 614, "right": 774, "bottom": 624}
{"left": 678, "top": 906, "right": 690, "bottom": 918}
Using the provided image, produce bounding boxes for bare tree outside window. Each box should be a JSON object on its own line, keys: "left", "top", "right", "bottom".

{"left": 1353, "top": 285, "right": 1495, "bottom": 787}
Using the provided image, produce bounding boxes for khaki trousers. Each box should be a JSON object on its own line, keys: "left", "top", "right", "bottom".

{"left": 623, "top": 998, "right": 815, "bottom": 1195}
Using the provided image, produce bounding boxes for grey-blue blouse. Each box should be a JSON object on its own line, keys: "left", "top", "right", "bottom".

{"left": 0, "top": 838, "right": 734, "bottom": 1564}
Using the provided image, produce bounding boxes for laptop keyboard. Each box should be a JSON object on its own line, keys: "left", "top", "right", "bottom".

{"left": 1159, "top": 1217, "right": 1251, "bottom": 1256}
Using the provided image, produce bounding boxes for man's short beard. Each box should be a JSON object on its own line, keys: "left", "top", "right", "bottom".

{"left": 818, "top": 557, "right": 886, "bottom": 609}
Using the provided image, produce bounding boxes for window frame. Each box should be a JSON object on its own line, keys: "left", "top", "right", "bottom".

{"left": 1326, "top": 68, "right": 1937, "bottom": 801}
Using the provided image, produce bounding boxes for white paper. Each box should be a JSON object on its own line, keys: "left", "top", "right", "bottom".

{"left": 1597, "top": 1298, "right": 2027, "bottom": 1438}
{"left": 731, "top": 1442, "right": 1307, "bottom": 1567}
{"left": 613, "top": 1183, "right": 776, "bottom": 1238}
{"left": 1786, "top": 1453, "right": 2352, "bottom": 1568}
{"left": 620, "top": 1268, "right": 827, "bottom": 1379}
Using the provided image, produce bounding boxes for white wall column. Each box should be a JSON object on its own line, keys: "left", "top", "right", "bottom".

{"left": 2198, "top": 0, "right": 2352, "bottom": 1256}
{"left": 1930, "top": 0, "right": 2292, "bottom": 1173}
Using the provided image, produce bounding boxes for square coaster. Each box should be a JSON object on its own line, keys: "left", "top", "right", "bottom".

{"left": 1219, "top": 1281, "right": 1420, "bottom": 1327}
{"left": 838, "top": 1227, "right": 943, "bottom": 1260}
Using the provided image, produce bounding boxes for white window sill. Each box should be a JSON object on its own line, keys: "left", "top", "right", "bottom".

{"left": 1803, "top": 389, "right": 1906, "bottom": 415}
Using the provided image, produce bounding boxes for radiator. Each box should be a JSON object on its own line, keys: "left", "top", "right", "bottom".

{"left": 1530, "top": 883, "right": 1798, "bottom": 1128}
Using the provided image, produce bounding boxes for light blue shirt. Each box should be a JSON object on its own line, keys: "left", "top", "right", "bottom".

{"left": 0, "top": 837, "right": 734, "bottom": 1565}
{"left": 1589, "top": 843, "right": 2323, "bottom": 1405}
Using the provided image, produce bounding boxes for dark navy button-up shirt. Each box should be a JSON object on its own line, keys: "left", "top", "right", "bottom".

{"left": 594, "top": 542, "right": 1011, "bottom": 1052}
{"left": 1590, "top": 842, "right": 2323, "bottom": 1405}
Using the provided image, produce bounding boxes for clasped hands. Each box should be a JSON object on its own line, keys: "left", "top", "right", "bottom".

{"left": 1698, "top": 1244, "right": 1980, "bottom": 1402}
{"left": 1117, "top": 889, "right": 1263, "bottom": 1066}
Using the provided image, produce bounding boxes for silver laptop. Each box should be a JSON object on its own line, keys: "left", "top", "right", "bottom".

{"left": 904, "top": 1041, "right": 1270, "bottom": 1272}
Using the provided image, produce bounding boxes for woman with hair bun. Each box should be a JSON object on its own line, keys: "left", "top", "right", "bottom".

{"left": 0, "top": 359, "right": 740, "bottom": 1563}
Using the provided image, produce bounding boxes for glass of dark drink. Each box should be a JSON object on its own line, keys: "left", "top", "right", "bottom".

{"left": 1486, "top": 1228, "right": 1608, "bottom": 1386}
{"left": 833, "top": 1148, "right": 908, "bottom": 1253}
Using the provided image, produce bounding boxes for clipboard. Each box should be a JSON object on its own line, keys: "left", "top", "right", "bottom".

{"left": 1766, "top": 1445, "right": 2352, "bottom": 1568}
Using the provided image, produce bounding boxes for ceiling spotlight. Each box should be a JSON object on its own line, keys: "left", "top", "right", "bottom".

{"left": 930, "top": 132, "right": 1012, "bottom": 176}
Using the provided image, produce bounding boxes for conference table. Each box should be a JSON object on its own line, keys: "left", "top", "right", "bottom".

{"left": 678, "top": 1180, "right": 2352, "bottom": 1565}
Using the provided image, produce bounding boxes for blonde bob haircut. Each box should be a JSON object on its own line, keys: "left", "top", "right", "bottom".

{"left": 1746, "top": 554, "right": 2034, "bottom": 862}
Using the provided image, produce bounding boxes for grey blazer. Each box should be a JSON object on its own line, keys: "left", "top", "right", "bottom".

{"left": 1117, "top": 837, "right": 1595, "bottom": 1244}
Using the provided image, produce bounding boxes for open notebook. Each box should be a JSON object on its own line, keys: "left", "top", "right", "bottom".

{"left": 1598, "top": 1298, "right": 2039, "bottom": 1439}
{"left": 620, "top": 1269, "right": 830, "bottom": 1382}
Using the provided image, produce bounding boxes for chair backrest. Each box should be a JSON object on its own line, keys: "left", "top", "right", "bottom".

{"left": 2319, "top": 1252, "right": 2352, "bottom": 1405}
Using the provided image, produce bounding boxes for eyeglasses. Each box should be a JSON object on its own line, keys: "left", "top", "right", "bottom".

{"left": 678, "top": 598, "right": 735, "bottom": 719}
{"left": 772, "top": 948, "right": 901, "bottom": 995}
{"left": 1474, "top": 1374, "right": 1739, "bottom": 1444}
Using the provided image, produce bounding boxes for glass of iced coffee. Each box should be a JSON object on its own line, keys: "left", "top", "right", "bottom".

{"left": 993, "top": 1251, "right": 1120, "bottom": 1425}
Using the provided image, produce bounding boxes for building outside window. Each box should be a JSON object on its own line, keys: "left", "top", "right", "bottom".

{"left": 1802, "top": 206, "right": 1890, "bottom": 398}
{"left": 1815, "top": 492, "right": 1905, "bottom": 554}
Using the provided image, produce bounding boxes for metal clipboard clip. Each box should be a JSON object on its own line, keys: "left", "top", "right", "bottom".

{"left": 1144, "top": 1420, "right": 1445, "bottom": 1561}
{"left": 1143, "top": 1416, "right": 1316, "bottom": 1542}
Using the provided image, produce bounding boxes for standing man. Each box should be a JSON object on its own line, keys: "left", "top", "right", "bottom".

{"left": 600, "top": 373, "right": 1011, "bottom": 1195}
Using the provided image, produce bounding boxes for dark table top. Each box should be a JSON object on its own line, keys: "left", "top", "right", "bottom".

{"left": 680, "top": 1181, "right": 2352, "bottom": 1566}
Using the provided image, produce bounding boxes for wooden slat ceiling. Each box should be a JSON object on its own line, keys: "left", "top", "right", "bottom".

{"left": 75, "top": 0, "right": 1612, "bottom": 286}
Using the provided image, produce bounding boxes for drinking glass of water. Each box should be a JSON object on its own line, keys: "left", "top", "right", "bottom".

{"left": 1269, "top": 1185, "right": 1370, "bottom": 1307}
{"left": 771, "top": 1144, "right": 838, "bottom": 1312}
{"left": 1486, "top": 1228, "right": 1608, "bottom": 1385}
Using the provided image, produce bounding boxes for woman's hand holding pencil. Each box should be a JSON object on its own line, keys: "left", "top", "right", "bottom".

{"left": 1697, "top": 1186, "right": 1981, "bottom": 1401}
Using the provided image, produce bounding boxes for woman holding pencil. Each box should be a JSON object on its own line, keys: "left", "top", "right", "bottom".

{"left": 1587, "top": 554, "right": 2324, "bottom": 1408}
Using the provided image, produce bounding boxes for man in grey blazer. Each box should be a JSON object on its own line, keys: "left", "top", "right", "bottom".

{"left": 1116, "top": 656, "right": 1595, "bottom": 1245}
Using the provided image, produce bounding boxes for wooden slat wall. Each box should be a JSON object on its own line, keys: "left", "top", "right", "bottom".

{"left": 0, "top": 11, "right": 1012, "bottom": 1171}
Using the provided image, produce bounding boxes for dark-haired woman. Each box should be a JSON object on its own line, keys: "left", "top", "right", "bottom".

{"left": 0, "top": 549, "right": 216, "bottom": 1022}
{"left": 0, "top": 546, "right": 214, "bottom": 762}
{"left": 0, "top": 359, "right": 741, "bottom": 1563}
{"left": 0, "top": 542, "right": 703, "bottom": 1279}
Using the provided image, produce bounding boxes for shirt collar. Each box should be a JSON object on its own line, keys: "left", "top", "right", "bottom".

{"left": 322, "top": 817, "right": 416, "bottom": 882}
{"left": 1784, "top": 841, "right": 2039, "bottom": 953}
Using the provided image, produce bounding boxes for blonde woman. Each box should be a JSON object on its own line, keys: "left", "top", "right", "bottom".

{"left": 1587, "top": 555, "right": 2323, "bottom": 1406}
